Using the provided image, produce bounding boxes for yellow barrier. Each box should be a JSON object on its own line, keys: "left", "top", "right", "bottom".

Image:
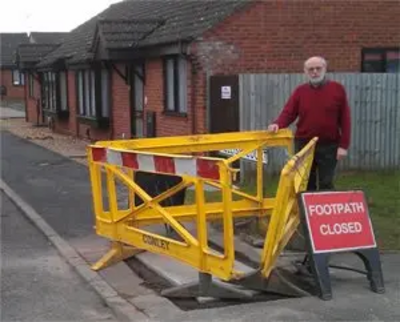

{"left": 87, "top": 129, "right": 317, "bottom": 298}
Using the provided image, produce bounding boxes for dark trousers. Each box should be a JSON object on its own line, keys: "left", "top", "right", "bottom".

{"left": 295, "top": 138, "right": 338, "bottom": 191}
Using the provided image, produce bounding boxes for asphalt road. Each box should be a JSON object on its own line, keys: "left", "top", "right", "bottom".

{"left": 0, "top": 191, "right": 117, "bottom": 322}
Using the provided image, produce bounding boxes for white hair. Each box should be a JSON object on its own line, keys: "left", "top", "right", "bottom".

{"left": 304, "top": 56, "right": 328, "bottom": 69}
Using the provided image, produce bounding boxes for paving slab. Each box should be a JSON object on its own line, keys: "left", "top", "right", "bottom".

{"left": 0, "top": 106, "right": 25, "bottom": 118}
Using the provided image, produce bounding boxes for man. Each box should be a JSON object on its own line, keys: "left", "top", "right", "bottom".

{"left": 268, "top": 56, "right": 351, "bottom": 190}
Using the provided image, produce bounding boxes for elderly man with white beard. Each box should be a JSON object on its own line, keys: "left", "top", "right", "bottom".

{"left": 268, "top": 56, "right": 351, "bottom": 191}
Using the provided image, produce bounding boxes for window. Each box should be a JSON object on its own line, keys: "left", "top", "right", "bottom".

{"left": 28, "top": 73, "right": 34, "bottom": 97}
{"left": 43, "top": 72, "right": 57, "bottom": 111}
{"left": 42, "top": 71, "right": 68, "bottom": 113}
{"left": 12, "top": 70, "right": 25, "bottom": 86}
{"left": 362, "top": 48, "right": 400, "bottom": 73}
{"left": 163, "top": 56, "right": 187, "bottom": 114}
{"left": 132, "top": 64, "right": 144, "bottom": 137}
{"left": 76, "top": 68, "right": 110, "bottom": 119}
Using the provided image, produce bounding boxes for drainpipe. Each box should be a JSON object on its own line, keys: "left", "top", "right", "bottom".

{"left": 186, "top": 40, "right": 198, "bottom": 135}
{"left": 72, "top": 69, "right": 80, "bottom": 139}
{"left": 35, "top": 71, "right": 44, "bottom": 125}
{"left": 190, "top": 58, "right": 197, "bottom": 135}
{"left": 24, "top": 71, "right": 28, "bottom": 122}
{"left": 105, "top": 60, "right": 114, "bottom": 140}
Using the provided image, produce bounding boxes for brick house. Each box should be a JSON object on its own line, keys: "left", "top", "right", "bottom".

{"left": 14, "top": 32, "right": 68, "bottom": 124}
{"left": 20, "top": 0, "right": 399, "bottom": 141}
{"left": 1, "top": 33, "right": 30, "bottom": 106}
{"left": 1, "top": 32, "right": 68, "bottom": 108}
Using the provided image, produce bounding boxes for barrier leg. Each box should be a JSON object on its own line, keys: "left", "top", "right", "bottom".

{"left": 356, "top": 249, "right": 385, "bottom": 294}
{"left": 91, "top": 241, "right": 143, "bottom": 271}
{"left": 161, "top": 273, "right": 254, "bottom": 300}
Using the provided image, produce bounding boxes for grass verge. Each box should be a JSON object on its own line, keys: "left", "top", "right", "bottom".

{"left": 185, "top": 170, "right": 400, "bottom": 251}
{"left": 335, "top": 170, "right": 400, "bottom": 251}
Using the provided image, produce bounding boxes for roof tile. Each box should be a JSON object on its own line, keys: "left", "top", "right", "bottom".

{"left": 29, "top": 32, "right": 69, "bottom": 44}
{"left": 37, "top": 0, "right": 251, "bottom": 67}
{"left": 97, "top": 19, "right": 165, "bottom": 49}
{"left": 0, "top": 33, "right": 30, "bottom": 67}
{"left": 16, "top": 44, "right": 60, "bottom": 65}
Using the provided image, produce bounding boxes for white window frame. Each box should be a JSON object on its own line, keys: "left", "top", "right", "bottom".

{"left": 77, "top": 68, "right": 110, "bottom": 118}
{"left": 12, "top": 69, "right": 25, "bottom": 86}
{"left": 164, "top": 56, "right": 187, "bottom": 114}
{"left": 43, "top": 71, "right": 57, "bottom": 111}
{"left": 42, "top": 71, "right": 68, "bottom": 112}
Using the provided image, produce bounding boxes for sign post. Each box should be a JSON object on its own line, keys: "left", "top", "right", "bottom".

{"left": 297, "top": 190, "right": 385, "bottom": 300}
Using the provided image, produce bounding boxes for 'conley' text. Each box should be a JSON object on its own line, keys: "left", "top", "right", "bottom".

{"left": 142, "top": 235, "right": 170, "bottom": 250}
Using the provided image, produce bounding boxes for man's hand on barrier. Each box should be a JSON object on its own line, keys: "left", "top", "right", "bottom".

{"left": 337, "top": 147, "right": 348, "bottom": 160}
{"left": 267, "top": 123, "right": 279, "bottom": 133}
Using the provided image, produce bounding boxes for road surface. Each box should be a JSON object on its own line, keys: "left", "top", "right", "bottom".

{"left": 1, "top": 191, "right": 117, "bottom": 322}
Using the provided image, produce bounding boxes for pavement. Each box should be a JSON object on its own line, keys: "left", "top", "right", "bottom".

{"left": 1, "top": 191, "right": 117, "bottom": 322}
{"left": 0, "top": 106, "right": 26, "bottom": 119}
{"left": 1, "top": 129, "right": 400, "bottom": 322}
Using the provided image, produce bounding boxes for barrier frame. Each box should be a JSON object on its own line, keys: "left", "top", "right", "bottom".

{"left": 87, "top": 129, "right": 317, "bottom": 297}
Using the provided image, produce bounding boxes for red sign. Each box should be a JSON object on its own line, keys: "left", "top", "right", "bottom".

{"left": 301, "top": 191, "right": 377, "bottom": 253}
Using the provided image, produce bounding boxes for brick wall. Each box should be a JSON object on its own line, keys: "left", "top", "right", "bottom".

{"left": 54, "top": 71, "right": 75, "bottom": 136}
{"left": 1, "top": 68, "right": 25, "bottom": 103}
{"left": 78, "top": 123, "right": 111, "bottom": 141}
{"left": 25, "top": 72, "right": 42, "bottom": 124}
{"left": 196, "top": 0, "right": 400, "bottom": 74}
{"left": 111, "top": 63, "right": 130, "bottom": 139}
{"left": 189, "top": 62, "right": 207, "bottom": 135}
{"left": 190, "top": 0, "right": 400, "bottom": 134}
{"left": 66, "top": 71, "right": 77, "bottom": 136}
{"left": 144, "top": 59, "right": 193, "bottom": 137}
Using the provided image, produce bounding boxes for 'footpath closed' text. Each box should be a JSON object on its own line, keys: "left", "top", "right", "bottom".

{"left": 308, "top": 202, "right": 364, "bottom": 216}
{"left": 302, "top": 191, "right": 376, "bottom": 252}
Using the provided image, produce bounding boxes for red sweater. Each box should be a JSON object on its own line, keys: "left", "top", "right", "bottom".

{"left": 274, "top": 80, "right": 351, "bottom": 149}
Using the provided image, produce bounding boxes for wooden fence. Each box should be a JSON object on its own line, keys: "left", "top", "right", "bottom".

{"left": 239, "top": 73, "right": 400, "bottom": 174}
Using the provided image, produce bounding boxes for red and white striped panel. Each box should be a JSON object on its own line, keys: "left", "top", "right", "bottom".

{"left": 90, "top": 147, "right": 220, "bottom": 180}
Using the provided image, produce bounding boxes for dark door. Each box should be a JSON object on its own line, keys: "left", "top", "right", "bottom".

{"left": 209, "top": 75, "right": 241, "bottom": 182}
{"left": 130, "top": 63, "right": 145, "bottom": 138}
{"left": 209, "top": 75, "right": 239, "bottom": 134}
